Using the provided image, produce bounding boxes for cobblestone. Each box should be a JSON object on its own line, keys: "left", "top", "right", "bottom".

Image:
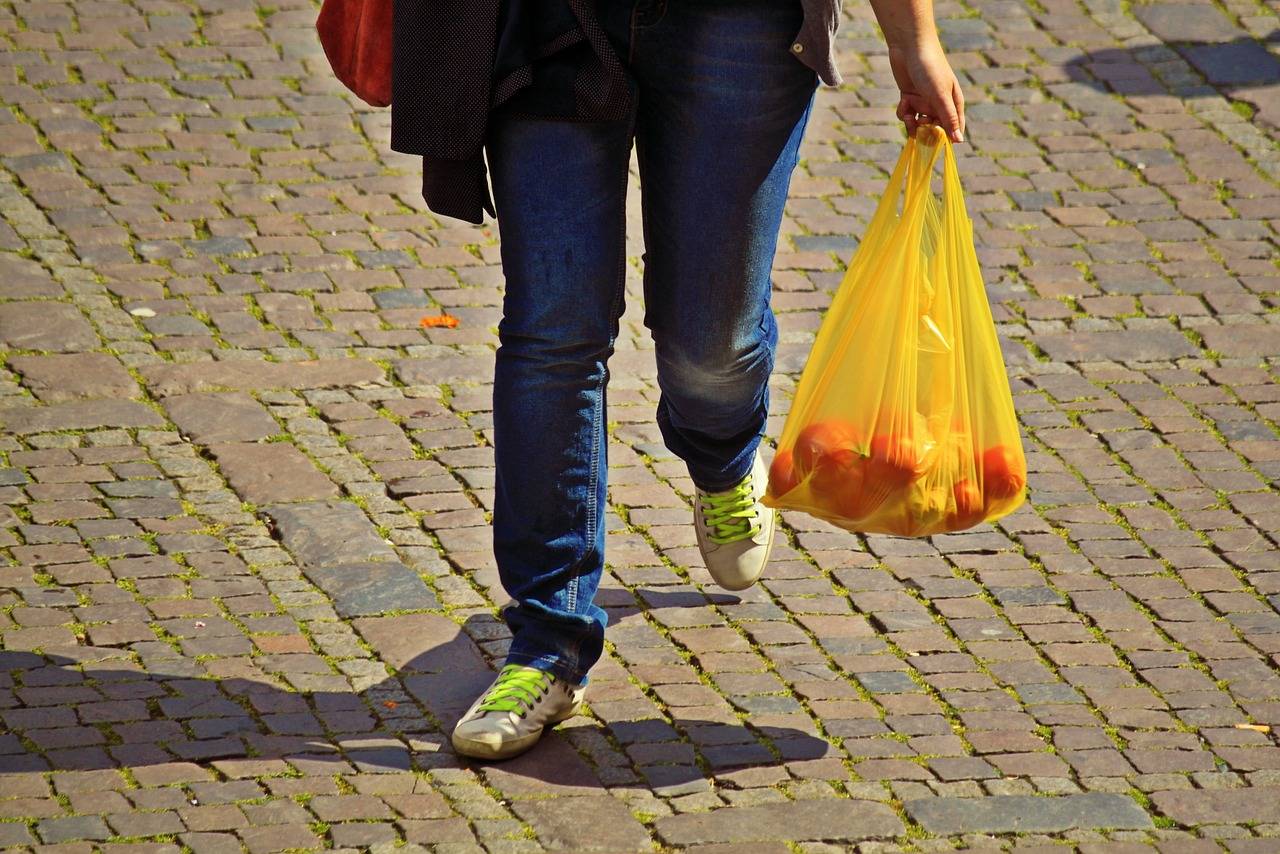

{"left": 905, "top": 792, "right": 1153, "bottom": 835}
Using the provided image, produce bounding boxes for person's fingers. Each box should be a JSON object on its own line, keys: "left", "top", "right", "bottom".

{"left": 952, "top": 79, "right": 966, "bottom": 142}
{"left": 933, "top": 87, "right": 963, "bottom": 144}
{"left": 898, "top": 97, "right": 919, "bottom": 136}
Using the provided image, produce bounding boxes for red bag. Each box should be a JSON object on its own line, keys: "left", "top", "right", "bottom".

{"left": 316, "top": 0, "right": 393, "bottom": 108}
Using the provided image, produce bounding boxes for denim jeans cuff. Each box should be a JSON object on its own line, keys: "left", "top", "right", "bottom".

{"left": 504, "top": 650, "right": 590, "bottom": 688}
{"left": 690, "top": 456, "right": 756, "bottom": 494}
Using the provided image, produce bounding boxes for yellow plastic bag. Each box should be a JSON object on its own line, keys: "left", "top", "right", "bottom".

{"left": 764, "top": 125, "right": 1026, "bottom": 537}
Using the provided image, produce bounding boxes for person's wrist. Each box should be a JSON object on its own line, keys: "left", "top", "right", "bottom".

{"left": 891, "top": 32, "right": 942, "bottom": 56}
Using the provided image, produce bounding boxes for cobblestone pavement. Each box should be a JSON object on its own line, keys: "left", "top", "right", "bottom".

{"left": 1, "top": 0, "right": 1279, "bottom": 851}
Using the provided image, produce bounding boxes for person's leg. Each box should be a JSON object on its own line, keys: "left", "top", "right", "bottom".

{"left": 631, "top": 0, "right": 818, "bottom": 491}
{"left": 484, "top": 107, "right": 634, "bottom": 687}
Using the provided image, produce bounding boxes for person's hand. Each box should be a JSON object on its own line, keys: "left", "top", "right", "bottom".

{"left": 888, "top": 40, "right": 965, "bottom": 143}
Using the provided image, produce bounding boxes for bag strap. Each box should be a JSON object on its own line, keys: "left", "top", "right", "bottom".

{"left": 902, "top": 125, "right": 946, "bottom": 220}
{"left": 939, "top": 130, "right": 971, "bottom": 224}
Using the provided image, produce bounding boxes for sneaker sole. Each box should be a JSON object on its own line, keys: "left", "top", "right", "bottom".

{"left": 450, "top": 701, "right": 582, "bottom": 762}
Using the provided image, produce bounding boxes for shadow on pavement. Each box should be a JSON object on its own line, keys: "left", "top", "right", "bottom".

{"left": 0, "top": 601, "right": 828, "bottom": 792}
{"left": 1063, "top": 31, "right": 1280, "bottom": 127}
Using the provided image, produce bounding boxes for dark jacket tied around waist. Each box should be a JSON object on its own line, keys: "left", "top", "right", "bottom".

{"left": 390, "top": 0, "right": 842, "bottom": 225}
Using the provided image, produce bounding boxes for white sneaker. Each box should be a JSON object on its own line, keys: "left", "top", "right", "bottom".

{"left": 451, "top": 664, "right": 585, "bottom": 761}
{"left": 694, "top": 452, "right": 776, "bottom": 591}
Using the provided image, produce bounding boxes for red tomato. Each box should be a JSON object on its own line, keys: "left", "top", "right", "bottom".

{"left": 866, "top": 433, "right": 919, "bottom": 488}
{"left": 818, "top": 453, "right": 874, "bottom": 520}
{"left": 837, "top": 488, "right": 877, "bottom": 521}
{"left": 794, "top": 420, "right": 860, "bottom": 478}
{"left": 982, "top": 445, "right": 1025, "bottom": 500}
{"left": 946, "top": 479, "right": 985, "bottom": 531}
{"left": 768, "top": 448, "right": 800, "bottom": 497}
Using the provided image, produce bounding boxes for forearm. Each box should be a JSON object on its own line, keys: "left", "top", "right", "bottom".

{"left": 868, "top": 0, "right": 939, "bottom": 49}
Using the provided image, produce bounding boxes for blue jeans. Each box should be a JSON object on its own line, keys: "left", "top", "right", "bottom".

{"left": 486, "top": 0, "right": 818, "bottom": 686}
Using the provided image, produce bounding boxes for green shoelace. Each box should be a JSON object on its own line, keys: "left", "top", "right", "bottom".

{"left": 700, "top": 478, "right": 761, "bottom": 545}
{"left": 476, "top": 664, "right": 553, "bottom": 718}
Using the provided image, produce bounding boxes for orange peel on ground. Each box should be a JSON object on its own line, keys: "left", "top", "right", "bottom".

{"left": 420, "top": 314, "right": 459, "bottom": 329}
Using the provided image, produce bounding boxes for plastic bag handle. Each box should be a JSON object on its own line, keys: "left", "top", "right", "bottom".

{"left": 858, "top": 127, "right": 947, "bottom": 244}
{"left": 785, "top": 128, "right": 948, "bottom": 435}
{"left": 857, "top": 138, "right": 914, "bottom": 242}
{"left": 938, "top": 129, "right": 971, "bottom": 224}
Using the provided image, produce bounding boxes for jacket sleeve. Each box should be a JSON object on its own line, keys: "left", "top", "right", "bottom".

{"left": 390, "top": 0, "right": 501, "bottom": 222}
{"left": 421, "top": 154, "right": 496, "bottom": 225}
